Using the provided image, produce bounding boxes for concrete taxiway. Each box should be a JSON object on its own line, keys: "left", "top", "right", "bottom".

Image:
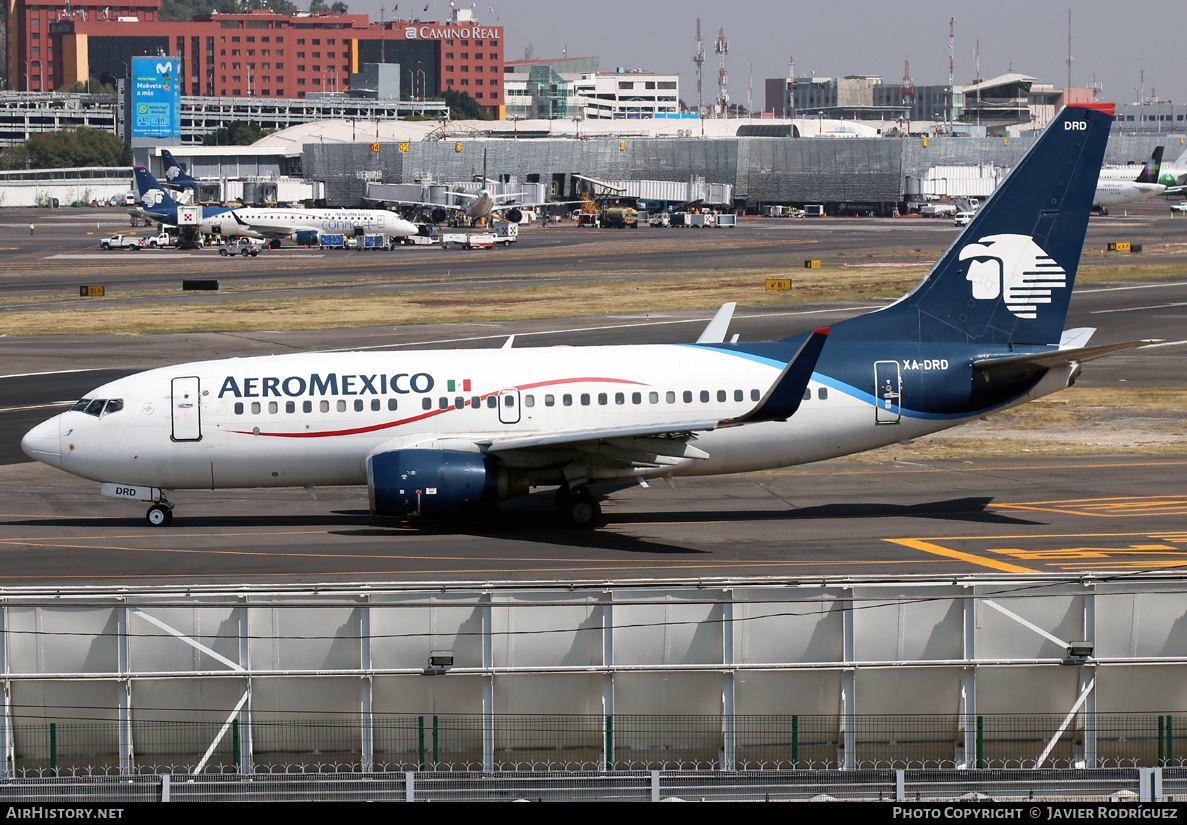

{"left": 0, "top": 207, "right": 1184, "bottom": 585}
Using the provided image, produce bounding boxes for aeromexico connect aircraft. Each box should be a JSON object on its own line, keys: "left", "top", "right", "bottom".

{"left": 132, "top": 165, "right": 418, "bottom": 246}
{"left": 25, "top": 103, "right": 1151, "bottom": 528}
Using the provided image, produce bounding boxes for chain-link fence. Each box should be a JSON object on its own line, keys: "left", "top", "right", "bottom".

{"left": 6, "top": 713, "right": 1186, "bottom": 775}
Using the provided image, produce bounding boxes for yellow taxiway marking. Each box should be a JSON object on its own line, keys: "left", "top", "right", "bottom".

{"left": 994, "top": 496, "right": 1187, "bottom": 518}
{"left": 884, "top": 538, "right": 1039, "bottom": 573}
{"left": 765, "top": 460, "right": 1187, "bottom": 478}
{"left": 888, "top": 529, "right": 1187, "bottom": 573}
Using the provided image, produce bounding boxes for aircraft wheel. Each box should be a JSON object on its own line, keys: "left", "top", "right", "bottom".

{"left": 269, "top": 239, "right": 281, "bottom": 249}
{"left": 146, "top": 504, "right": 173, "bottom": 527}
{"left": 556, "top": 486, "right": 600, "bottom": 529}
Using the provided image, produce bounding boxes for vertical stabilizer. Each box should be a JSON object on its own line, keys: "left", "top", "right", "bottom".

{"left": 835, "top": 103, "right": 1113, "bottom": 347}
{"left": 1135, "top": 146, "right": 1164, "bottom": 184}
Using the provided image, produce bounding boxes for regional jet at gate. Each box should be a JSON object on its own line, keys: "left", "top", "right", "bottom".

{"left": 133, "top": 166, "right": 418, "bottom": 247}
{"left": 25, "top": 103, "right": 1155, "bottom": 528}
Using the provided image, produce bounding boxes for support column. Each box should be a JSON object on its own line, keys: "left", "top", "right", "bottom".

{"left": 960, "top": 594, "right": 977, "bottom": 769}
{"left": 359, "top": 601, "right": 373, "bottom": 772}
{"left": 1081, "top": 589, "right": 1097, "bottom": 768}
{"left": 237, "top": 602, "right": 253, "bottom": 774}
{"left": 601, "top": 595, "right": 614, "bottom": 771}
{"left": 117, "top": 605, "right": 132, "bottom": 775}
{"left": 721, "top": 591, "right": 735, "bottom": 771}
{"left": 1, "top": 605, "right": 11, "bottom": 779}
{"left": 481, "top": 595, "right": 493, "bottom": 771}
{"left": 840, "top": 590, "right": 855, "bottom": 770}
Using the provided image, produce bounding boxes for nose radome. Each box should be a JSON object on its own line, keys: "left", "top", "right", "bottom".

{"left": 21, "top": 415, "right": 61, "bottom": 468}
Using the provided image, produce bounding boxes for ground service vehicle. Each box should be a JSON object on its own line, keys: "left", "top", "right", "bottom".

{"left": 220, "top": 238, "right": 262, "bottom": 257}
{"left": 99, "top": 234, "right": 144, "bottom": 250}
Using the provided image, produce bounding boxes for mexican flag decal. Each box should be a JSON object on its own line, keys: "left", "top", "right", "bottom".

{"left": 446, "top": 379, "right": 472, "bottom": 392}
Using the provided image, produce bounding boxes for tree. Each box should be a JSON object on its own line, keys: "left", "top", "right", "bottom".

{"left": 203, "top": 120, "right": 273, "bottom": 146}
{"left": 330, "top": 1, "right": 348, "bottom": 12}
{"left": 59, "top": 77, "right": 117, "bottom": 94}
{"left": 443, "top": 89, "right": 493, "bottom": 121}
{"left": 309, "top": 0, "right": 328, "bottom": 10}
{"left": 23, "top": 127, "right": 131, "bottom": 168}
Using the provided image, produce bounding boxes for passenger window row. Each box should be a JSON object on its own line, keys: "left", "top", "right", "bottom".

{"left": 225, "top": 387, "right": 829, "bottom": 417}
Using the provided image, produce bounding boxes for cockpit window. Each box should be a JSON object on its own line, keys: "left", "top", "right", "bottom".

{"left": 72, "top": 398, "right": 123, "bottom": 417}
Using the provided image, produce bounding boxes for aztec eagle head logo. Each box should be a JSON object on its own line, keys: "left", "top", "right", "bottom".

{"left": 958, "top": 234, "right": 1067, "bottom": 320}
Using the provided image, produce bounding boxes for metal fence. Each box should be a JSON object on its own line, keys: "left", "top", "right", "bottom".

{"left": 7, "top": 714, "right": 1187, "bottom": 776}
{"left": 1, "top": 767, "right": 1181, "bottom": 802}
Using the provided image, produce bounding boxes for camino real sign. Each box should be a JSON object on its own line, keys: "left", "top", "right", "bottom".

{"left": 130, "top": 56, "right": 181, "bottom": 140}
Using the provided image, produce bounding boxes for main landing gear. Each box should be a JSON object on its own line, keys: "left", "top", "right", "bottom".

{"left": 554, "top": 485, "right": 601, "bottom": 529}
{"left": 145, "top": 498, "right": 174, "bottom": 527}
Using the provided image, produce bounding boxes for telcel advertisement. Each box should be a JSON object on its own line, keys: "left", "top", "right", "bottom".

{"left": 131, "top": 56, "right": 181, "bottom": 140}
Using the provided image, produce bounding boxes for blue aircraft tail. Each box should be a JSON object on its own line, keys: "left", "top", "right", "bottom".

{"left": 161, "top": 150, "right": 197, "bottom": 187}
{"left": 133, "top": 165, "right": 182, "bottom": 211}
{"left": 832, "top": 103, "right": 1114, "bottom": 347}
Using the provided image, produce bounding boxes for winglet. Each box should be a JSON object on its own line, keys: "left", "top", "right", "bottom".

{"left": 696, "top": 302, "right": 737, "bottom": 344}
{"left": 725, "top": 328, "right": 829, "bottom": 425}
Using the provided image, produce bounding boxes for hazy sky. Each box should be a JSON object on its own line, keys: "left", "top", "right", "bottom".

{"left": 349, "top": 0, "right": 1183, "bottom": 110}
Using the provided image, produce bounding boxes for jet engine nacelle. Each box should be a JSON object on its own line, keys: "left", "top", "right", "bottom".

{"left": 293, "top": 229, "right": 320, "bottom": 246}
{"left": 430, "top": 207, "right": 448, "bottom": 224}
{"left": 366, "top": 448, "right": 529, "bottom": 518}
{"left": 504, "top": 207, "right": 523, "bottom": 224}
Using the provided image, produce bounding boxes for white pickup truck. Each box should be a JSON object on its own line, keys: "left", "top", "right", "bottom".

{"left": 99, "top": 234, "right": 144, "bottom": 250}
{"left": 146, "top": 233, "right": 175, "bottom": 248}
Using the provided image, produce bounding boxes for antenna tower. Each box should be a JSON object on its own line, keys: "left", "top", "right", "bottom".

{"left": 692, "top": 19, "right": 705, "bottom": 116}
{"left": 948, "top": 17, "right": 954, "bottom": 86}
{"left": 715, "top": 27, "right": 729, "bottom": 116}
{"left": 1066, "top": 8, "right": 1074, "bottom": 90}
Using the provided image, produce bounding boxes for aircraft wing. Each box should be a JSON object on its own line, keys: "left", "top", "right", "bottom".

{"left": 973, "top": 339, "right": 1159, "bottom": 374}
{"left": 485, "top": 328, "right": 829, "bottom": 460}
{"left": 229, "top": 211, "right": 295, "bottom": 239}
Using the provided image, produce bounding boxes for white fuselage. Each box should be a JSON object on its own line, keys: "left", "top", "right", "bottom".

{"left": 21, "top": 345, "right": 1072, "bottom": 494}
{"left": 1094, "top": 179, "right": 1165, "bottom": 207}
{"left": 203, "top": 208, "right": 418, "bottom": 239}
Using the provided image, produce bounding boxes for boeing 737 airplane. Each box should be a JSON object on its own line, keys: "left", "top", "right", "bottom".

{"left": 1094, "top": 146, "right": 1165, "bottom": 212}
{"left": 26, "top": 103, "right": 1150, "bottom": 529}
{"left": 133, "top": 166, "right": 418, "bottom": 246}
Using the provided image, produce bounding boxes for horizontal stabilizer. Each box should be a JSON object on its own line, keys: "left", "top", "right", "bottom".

{"left": 1059, "top": 327, "right": 1096, "bottom": 349}
{"left": 973, "top": 339, "right": 1159, "bottom": 373}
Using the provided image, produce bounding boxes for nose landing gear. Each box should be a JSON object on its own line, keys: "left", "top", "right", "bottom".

{"left": 146, "top": 499, "right": 174, "bottom": 527}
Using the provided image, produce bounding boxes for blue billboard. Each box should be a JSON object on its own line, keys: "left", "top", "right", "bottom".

{"left": 131, "top": 56, "right": 181, "bottom": 140}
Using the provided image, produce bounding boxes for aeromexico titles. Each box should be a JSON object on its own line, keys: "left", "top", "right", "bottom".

{"left": 132, "top": 165, "right": 417, "bottom": 246}
{"left": 26, "top": 103, "right": 1153, "bottom": 528}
